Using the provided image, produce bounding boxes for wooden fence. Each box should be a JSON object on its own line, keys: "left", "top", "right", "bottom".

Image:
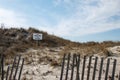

{"left": 0, "top": 54, "right": 24, "bottom": 80}
{"left": 1, "top": 53, "right": 120, "bottom": 80}
{"left": 60, "top": 53, "right": 120, "bottom": 80}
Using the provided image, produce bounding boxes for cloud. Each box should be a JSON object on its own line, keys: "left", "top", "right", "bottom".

{"left": 50, "top": 0, "right": 120, "bottom": 37}
{"left": 0, "top": 8, "right": 27, "bottom": 28}
{"left": 0, "top": 0, "right": 120, "bottom": 39}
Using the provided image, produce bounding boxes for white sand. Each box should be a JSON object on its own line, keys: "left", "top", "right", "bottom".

{"left": 4, "top": 46, "right": 120, "bottom": 80}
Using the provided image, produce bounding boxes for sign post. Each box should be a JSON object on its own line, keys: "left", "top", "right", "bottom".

{"left": 33, "top": 33, "right": 43, "bottom": 46}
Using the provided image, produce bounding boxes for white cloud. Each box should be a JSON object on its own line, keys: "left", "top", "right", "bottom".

{"left": 0, "top": 8, "right": 27, "bottom": 28}
{"left": 50, "top": 0, "right": 120, "bottom": 37}
{"left": 0, "top": 0, "right": 120, "bottom": 39}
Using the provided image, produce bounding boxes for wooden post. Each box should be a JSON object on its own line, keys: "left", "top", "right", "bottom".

{"left": 70, "top": 54, "right": 76, "bottom": 80}
{"left": 119, "top": 72, "right": 120, "bottom": 80}
{"left": 37, "top": 40, "right": 40, "bottom": 46}
{"left": 65, "top": 53, "right": 71, "bottom": 80}
{"left": 36, "top": 40, "right": 39, "bottom": 46}
{"left": 60, "top": 54, "right": 66, "bottom": 80}
{"left": 81, "top": 56, "right": 86, "bottom": 80}
{"left": 86, "top": 56, "right": 92, "bottom": 80}
{"left": 92, "top": 57, "right": 98, "bottom": 80}
{"left": 1, "top": 54, "right": 4, "bottom": 80}
{"left": 111, "top": 59, "right": 117, "bottom": 80}
{"left": 9, "top": 56, "right": 17, "bottom": 79}
{"left": 76, "top": 54, "right": 80, "bottom": 80}
{"left": 0, "top": 54, "right": 1, "bottom": 75}
{"left": 6, "top": 66, "right": 10, "bottom": 80}
{"left": 18, "top": 58, "right": 24, "bottom": 80}
{"left": 98, "top": 57, "right": 104, "bottom": 80}
{"left": 104, "top": 58, "right": 110, "bottom": 80}
{"left": 14, "top": 55, "right": 21, "bottom": 80}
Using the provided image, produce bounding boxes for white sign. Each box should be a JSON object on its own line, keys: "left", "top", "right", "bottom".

{"left": 33, "top": 33, "right": 42, "bottom": 40}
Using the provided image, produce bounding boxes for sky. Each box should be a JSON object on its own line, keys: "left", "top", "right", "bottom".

{"left": 0, "top": 0, "right": 120, "bottom": 42}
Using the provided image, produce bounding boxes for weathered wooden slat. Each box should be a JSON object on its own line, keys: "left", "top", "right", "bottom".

{"left": 1, "top": 54, "right": 4, "bottom": 80}
{"left": 92, "top": 57, "right": 98, "bottom": 80}
{"left": 98, "top": 57, "right": 104, "bottom": 80}
{"left": 65, "top": 53, "right": 71, "bottom": 80}
{"left": 81, "top": 56, "right": 86, "bottom": 80}
{"left": 60, "top": 54, "right": 66, "bottom": 80}
{"left": 0, "top": 55, "right": 1, "bottom": 75}
{"left": 76, "top": 54, "right": 80, "bottom": 80}
{"left": 118, "top": 72, "right": 120, "bottom": 80}
{"left": 14, "top": 55, "right": 21, "bottom": 80}
{"left": 18, "top": 58, "right": 24, "bottom": 80}
{"left": 6, "top": 66, "right": 10, "bottom": 80}
{"left": 9, "top": 56, "right": 17, "bottom": 80}
{"left": 104, "top": 58, "right": 110, "bottom": 80}
{"left": 111, "top": 59, "right": 117, "bottom": 80}
{"left": 87, "top": 56, "right": 92, "bottom": 80}
{"left": 70, "top": 54, "right": 76, "bottom": 80}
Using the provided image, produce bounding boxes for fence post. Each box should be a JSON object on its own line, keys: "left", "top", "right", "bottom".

{"left": 76, "top": 54, "right": 80, "bottom": 80}
{"left": 104, "top": 58, "right": 110, "bottom": 80}
{"left": 18, "top": 58, "right": 24, "bottom": 80}
{"left": 65, "top": 53, "right": 71, "bottom": 80}
{"left": 1, "top": 54, "right": 4, "bottom": 80}
{"left": 60, "top": 54, "right": 66, "bottom": 80}
{"left": 111, "top": 59, "right": 117, "bottom": 80}
{"left": 118, "top": 72, "right": 120, "bottom": 80}
{"left": 14, "top": 55, "right": 21, "bottom": 80}
{"left": 0, "top": 54, "right": 1, "bottom": 75}
{"left": 87, "top": 56, "right": 92, "bottom": 80}
{"left": 6, "top": 66, "right": 10, "bottom": 80}
{"left": 81, "top": 56, "right": 86, "bottom": 80}
{"left": 92, "top": 57, "right": 98, "bottom": 80}
{"left": 98, "top": 57, "right": 104, "bottom": 80}
{"left": 9, "top": 56, "right": 17, "bottom": 79}
{"left": 70, "top": 54, "right": 76, "bottom": 80}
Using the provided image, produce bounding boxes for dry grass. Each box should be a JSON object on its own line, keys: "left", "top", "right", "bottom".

{"left": 0, "top": 27, "right": 72, "bottom": 58}
{"left": 59, "top": 41, "right": 120, "bottom": 57}
{"left": 0, "top": 27, "right": 120, "bottom": 60}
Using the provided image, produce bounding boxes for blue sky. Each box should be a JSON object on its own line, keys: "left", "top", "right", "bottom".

{"left": 0, "top": 0, "right": 120, "bottom": 42}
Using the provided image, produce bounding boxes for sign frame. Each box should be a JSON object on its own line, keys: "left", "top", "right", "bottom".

{"left": 33, "top": 33, "right": 43, "bottom": 40}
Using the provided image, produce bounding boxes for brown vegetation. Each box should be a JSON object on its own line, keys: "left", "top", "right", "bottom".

{"left": 60, "top": 41, "right": 120, "bottom": 57}
{"left": 0, "top": 27, "right": 120, "bottom": 58}
{"left": 0, "top": 27, "right": 72, "bottom": 57}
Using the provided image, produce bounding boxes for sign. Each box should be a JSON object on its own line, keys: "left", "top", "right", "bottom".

{"left": 33, "top": 33, "right": 42, "bottom": 40}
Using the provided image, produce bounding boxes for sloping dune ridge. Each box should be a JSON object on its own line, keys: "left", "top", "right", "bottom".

{"left": 0, "top": 28, "right": 120, "bottom": 80}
